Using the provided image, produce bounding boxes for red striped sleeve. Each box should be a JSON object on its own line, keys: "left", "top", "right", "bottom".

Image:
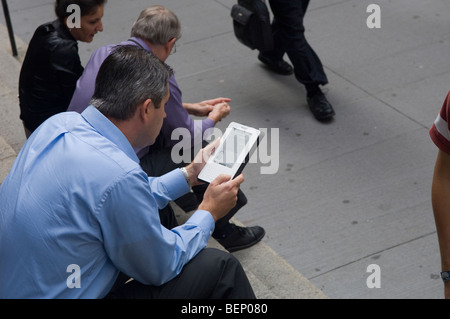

{"left": 430, "top": 91, "right": 450, "bottom": 155}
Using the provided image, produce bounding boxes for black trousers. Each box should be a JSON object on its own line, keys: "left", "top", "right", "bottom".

{"left": 264, "top": 0, "right": 328, "bottom": 86}
{"left": 140, "top": 142, "right": 247, "bottom": 238}
{"left": 105, "top": 248, "right": 256, "bottom": 299}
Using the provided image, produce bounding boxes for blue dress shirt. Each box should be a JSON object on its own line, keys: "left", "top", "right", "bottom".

{"left": 0, "top": 106, "right": 215, "bottom": 299}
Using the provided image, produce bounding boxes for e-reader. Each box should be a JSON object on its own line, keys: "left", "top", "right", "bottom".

{"left": 198, "top": 122, "right": 262, "bottom": 183}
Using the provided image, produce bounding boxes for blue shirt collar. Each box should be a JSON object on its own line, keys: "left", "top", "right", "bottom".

{"left": 81, "top": 105, "right": 139, "bottom": 163}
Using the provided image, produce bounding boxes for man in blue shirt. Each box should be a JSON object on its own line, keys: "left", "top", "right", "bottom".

{"left": 68, "top": 6, "right": 265, "bottom": 254}
{"left": 0, "top": 45, "right": 254, "bottom": 299}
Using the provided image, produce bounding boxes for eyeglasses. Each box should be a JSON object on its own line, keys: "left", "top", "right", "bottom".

{"left": 170, "top": 43, "right": 177, "bottom": 55}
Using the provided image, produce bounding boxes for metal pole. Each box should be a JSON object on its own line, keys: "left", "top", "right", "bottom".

{"left": 1, "top": 0, "right": 18, "bottom": 57}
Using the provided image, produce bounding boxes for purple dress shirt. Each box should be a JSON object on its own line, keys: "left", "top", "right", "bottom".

{"left": 68, "top": 37, "right": 214, "bottom": 158}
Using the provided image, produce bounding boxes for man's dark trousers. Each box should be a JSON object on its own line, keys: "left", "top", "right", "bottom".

{"left": 264, "top": 0, "right": 328, "bottom": 87}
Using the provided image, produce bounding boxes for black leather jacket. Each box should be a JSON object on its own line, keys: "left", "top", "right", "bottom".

{"left": 19, "top": 20, "right": 84, "bottom": 132}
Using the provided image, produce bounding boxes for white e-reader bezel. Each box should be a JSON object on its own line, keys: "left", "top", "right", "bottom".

{"left": 198, "top": 122, "right": 262, "bottom": 183}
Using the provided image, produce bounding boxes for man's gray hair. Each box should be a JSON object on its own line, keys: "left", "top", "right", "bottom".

{"left": 130, "top": 5, "right": 182, "bottom": 45}
{"left": 91, "top": 45, "right": 173, "bottom": 121}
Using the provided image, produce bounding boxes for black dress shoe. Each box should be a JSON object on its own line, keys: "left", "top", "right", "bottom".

{"left": 216, "top": 225, "right": 266, "bottom": 253}
{"left": 258, "top": 53, "right": 294, "bottom": 75}
{"left": 307, "top": 93, "right": 335, "bottom": 121}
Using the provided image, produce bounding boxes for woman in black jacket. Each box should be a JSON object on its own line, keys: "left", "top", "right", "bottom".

{"left": 19, "top": 0, "right": 106, "bottom": 137}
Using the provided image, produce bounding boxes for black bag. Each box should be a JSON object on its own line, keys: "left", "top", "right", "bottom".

{"left": 231, "top": 0, "right": 274, "bottom": 51}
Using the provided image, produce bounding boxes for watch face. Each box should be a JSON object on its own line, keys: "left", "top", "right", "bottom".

{"left": 441, "top": 271, "right": 450, "bottom": 282}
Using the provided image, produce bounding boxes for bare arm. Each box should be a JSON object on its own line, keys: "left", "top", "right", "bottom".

{"left": 432, "top": 150, "right": 450, "bottom": 298}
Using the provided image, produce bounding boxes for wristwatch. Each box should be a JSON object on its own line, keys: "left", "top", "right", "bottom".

{"left": 441, "top": 271, "right": 450, "bottom": 282}
{"left": 180, "top": 167, "right": 191, "bottom": 189}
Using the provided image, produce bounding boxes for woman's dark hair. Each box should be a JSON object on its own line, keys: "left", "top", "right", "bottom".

{"left": 54, "top": 0, "right": 107, "bottom": 23}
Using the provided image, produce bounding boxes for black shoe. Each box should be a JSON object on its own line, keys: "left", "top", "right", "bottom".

{"left": 258, "top": 53, "right": 294, "bottom": 75}
{"left": 216, "top": 224, "right": 266, "bottom": 253}
{"left": 307, "top": 93, "right": 335, "bottom": 121}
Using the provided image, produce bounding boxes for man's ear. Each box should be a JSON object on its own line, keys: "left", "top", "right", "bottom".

{"left": 140, "top": 99, "right": 153, "bottom": 122}
{"left": 168, "top": 37, "right": 177, "bottom": 45}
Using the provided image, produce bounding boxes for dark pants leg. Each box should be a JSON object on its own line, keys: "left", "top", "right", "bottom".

{"left": 265, "top": 0, "right": 328, "bottom": 87}
{"left": 105, "top": 248, "right": 256, "bottom": 299}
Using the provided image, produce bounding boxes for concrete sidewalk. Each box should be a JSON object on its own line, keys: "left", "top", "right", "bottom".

{"left": 2, "top": 0, "right": 449, "bottom": 299}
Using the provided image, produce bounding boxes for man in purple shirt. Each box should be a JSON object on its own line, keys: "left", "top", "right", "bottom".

{"left": 68, "top": 5, "right": 265, "bottom": 252}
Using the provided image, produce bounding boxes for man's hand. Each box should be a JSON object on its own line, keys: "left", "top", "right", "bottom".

{"left": 184, "top": 139, "right": 220, "bottom": 187}
{"left": 183, "top": 98, "right": 231, "bottom": 123}
{"left": 208, "top": 102, "right": 231, "bottom": 124}
{"left": 198, "top": 174, "right": 245, "bottom": 222}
